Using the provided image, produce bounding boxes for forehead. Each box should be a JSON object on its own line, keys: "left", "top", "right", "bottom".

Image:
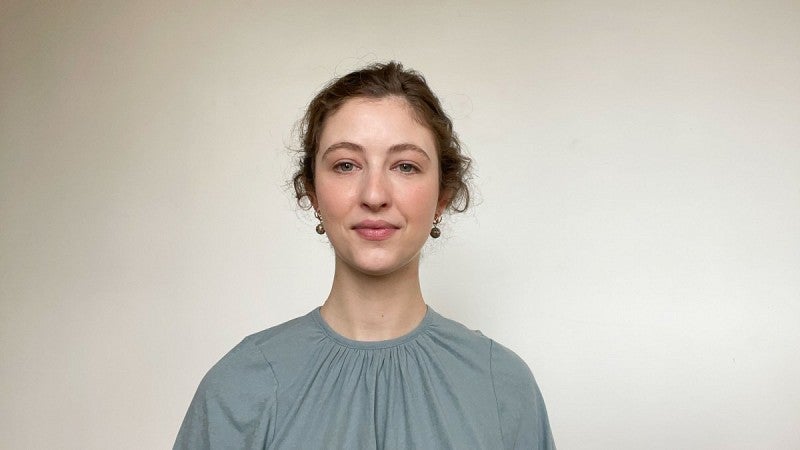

{"left": 318, "top": 96, "right": 436, "bottom": 157}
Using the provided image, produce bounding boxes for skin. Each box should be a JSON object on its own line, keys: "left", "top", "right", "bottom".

{"left": 310, "top": 96, "right": 449, "bottom": 341}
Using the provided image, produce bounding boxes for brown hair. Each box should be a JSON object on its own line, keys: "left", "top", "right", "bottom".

{"left": 292, "top": 61, "right": 471, "bottom": 213}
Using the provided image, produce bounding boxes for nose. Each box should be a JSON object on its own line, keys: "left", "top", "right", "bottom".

{"left": 359, "top": 169, "right": 390, "bottom": 211}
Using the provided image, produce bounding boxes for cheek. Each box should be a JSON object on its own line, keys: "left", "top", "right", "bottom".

{"left": 315, "top": 179, "right": 355, "bottom": 214}
{"left": 399, "top": 183, "right": 440, "bottom": 218}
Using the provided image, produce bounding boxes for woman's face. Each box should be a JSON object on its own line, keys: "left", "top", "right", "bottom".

{"left": 313, "top": 96, "right": 443, "bottom": 277}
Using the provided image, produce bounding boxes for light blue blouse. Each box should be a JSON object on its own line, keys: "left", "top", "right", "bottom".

{"left": 174, "top": 307, "right": 555, "bottom": 449}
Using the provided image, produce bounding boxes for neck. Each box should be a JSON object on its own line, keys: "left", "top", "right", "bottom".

{"left": 320, "top": 256, "right": 427, "bottom": 341}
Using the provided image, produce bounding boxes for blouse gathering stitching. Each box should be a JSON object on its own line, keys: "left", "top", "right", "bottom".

{"left": 312, "top": 308, "right": 431, "bottom": 350}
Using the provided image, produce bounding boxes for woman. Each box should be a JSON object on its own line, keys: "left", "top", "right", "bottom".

{"left": 174, "top": 62, "right": 555, "bottom": 449}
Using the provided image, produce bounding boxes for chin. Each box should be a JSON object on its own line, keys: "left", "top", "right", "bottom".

{"left": 347, "top": 254, "right": 419, "bottom": 278}
{"left": 353, "top": 261, "right": 405, "bottom": 277}
{"left": 356, "top": 267, "right": 397, "bottom": 278}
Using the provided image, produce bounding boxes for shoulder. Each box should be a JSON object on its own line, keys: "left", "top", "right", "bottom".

{"left": 431, "top": 313, "right": 538, "bottom": 400}
{"left": 425, "top": 309, "right": 540, "bottom": 372}
{"left": 174, "top": 335, "right": 278, "bottom": 449}
{"left": 490, "top": 339, "right": 535, "bottom": 387}
{"left": 427, "top": 310, "right": 535, "bottom": 384}
{"left": 425, "top": 308, "right": 494, "bottom": 355}
{"left": 185, "top": 331, "right": 279, "bottom": 429}
{"left": 200, "top": 334, "right": 276, "bottom": 395}
{"left": 425, "top": 308, "right": 537, "bottom": 381}
{"left": 174, "top": 312, "right": 319, "bottom": 449}
{"left": 202, "top": 310, "right": 321, "bottom": 387}
{"left": 245, "top": 311, "right": 319, "bottom": 357}
{"left": 202, "top": 311, "right": 312, "bottom": 381}
{"left": 426, "top": 309, "right": 555, "bottom": 448}
{"left": 488, "top": 340, "right": 556, "bottom": 450}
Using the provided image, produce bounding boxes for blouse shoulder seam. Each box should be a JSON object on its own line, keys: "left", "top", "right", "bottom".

{"left": 489, "top": 339, "right": 508, "bottom": 447}
{"left": 250, "top": 338, "right": 279, "bottom": 390}
{"left": 250, "top": 338, "right": 279, "bottom": 447}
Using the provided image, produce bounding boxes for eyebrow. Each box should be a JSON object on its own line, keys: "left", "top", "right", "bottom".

{"left": 321, "top": 141, "right": 431, "bottom": 161}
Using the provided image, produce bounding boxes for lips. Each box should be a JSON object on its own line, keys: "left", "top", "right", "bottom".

{"left": 352, "top": 220, "right": 399, "bottom": 241}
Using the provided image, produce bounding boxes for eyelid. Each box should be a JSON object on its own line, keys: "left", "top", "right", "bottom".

{"left": 333, "top": 160, "right": 360, "bottom": 172}
{"left": 394, "top": 161, "right": 422, "bottom": 173}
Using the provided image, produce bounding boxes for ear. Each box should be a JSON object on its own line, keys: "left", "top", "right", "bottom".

{"left": 305, "top": 181, "right": 318, "bottom": 210}
{"left": 436, "top": 189, "right": 453, "bottom": 216}
{"left": 308, "top": 197, "right": 319, "bottom": 212}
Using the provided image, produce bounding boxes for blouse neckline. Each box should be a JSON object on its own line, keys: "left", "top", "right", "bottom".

{"left": 311, "top": 306, "right": 434, "bottom": 350}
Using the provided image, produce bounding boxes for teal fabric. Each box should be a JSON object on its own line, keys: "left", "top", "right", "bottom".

{"left": 174, "top": 307, "right": 555, "bottom": 449}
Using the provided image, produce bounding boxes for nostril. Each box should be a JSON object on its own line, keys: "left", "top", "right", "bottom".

{"left": 362, "top": 200, "right": 389, "bottom": 211}
{"left": 359, "top": 177, "right": 391, "bottom": 209}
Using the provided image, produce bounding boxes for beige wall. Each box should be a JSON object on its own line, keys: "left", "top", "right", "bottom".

{"left": 2, "top": 1, "right": 799, "bottom": 448}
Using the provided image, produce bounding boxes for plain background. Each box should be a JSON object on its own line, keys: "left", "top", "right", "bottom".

{"left": 2, "top": 1, "right": 799, "bottom": 449}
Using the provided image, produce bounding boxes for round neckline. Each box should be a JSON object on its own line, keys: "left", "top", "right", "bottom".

{"left": 311, "top": 306, "right": 433, "bottom": 350}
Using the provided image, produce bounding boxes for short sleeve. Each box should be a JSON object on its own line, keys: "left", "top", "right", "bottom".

{"left": 173, "top": 338, "right": 278, "bottom": 450}
{"left": 491, "top": 340, "right": 556, "bottom": 450}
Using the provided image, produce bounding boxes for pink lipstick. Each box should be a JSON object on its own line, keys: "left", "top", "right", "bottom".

{"left": 353, "top": 220, "right": 399, "bottom": 241}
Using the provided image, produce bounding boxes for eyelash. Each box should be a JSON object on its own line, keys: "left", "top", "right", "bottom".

{"left": 333, "top": 161, "right": 358, "bottom": 173}
{"left": 395, "top": 163, "right": 420, "bottom": 174}
{"left": 332, "top": 161, "right": 421, "bottom": 174}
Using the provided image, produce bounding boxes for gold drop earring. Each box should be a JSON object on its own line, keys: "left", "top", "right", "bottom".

{"left": 314, "top": 211, "right": 325, "bottom": 235}
{"left": 430, "top": 215, "right": 442, "bottom": 238}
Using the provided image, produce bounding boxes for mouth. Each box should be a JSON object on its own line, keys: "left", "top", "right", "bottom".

{"left": 352, "top": 220, "right": 399, "bottom": 241}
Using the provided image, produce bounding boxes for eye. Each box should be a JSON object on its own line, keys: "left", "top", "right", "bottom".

{"left": 396, "top": 163, "right": 418, "bottom": 174}
{"left": 334, "top": 161, "right": 356, "bottom": 173}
